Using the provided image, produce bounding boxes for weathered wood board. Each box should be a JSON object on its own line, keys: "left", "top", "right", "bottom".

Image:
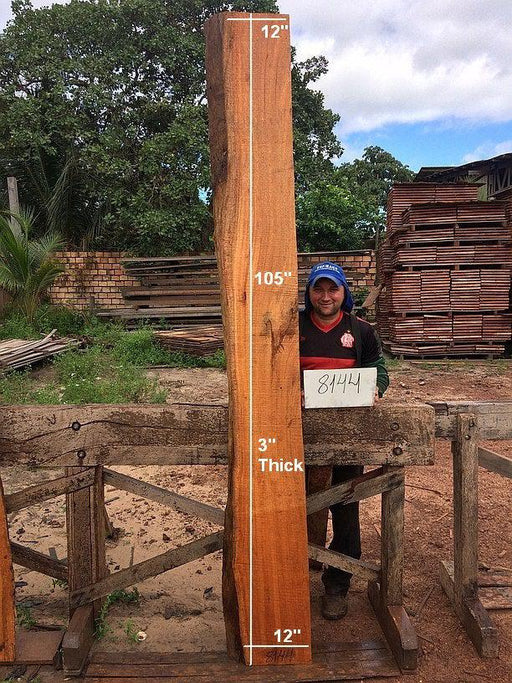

{"left": 205, "top": 12, "right": 311, "bottom": 665}
{"left": 0, "top": 403, "right": 435, "bottom": 467}
{"left": 0, "top": 476, "right": 15, "bottom": 662}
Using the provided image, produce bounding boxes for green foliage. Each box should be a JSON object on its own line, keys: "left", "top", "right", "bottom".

{"left": 0, "top": 0, "right": 340, "bottom": 255}
{"left": 296, "top": 183, "right": 377, "bottom": 251}
{"left": 296, "top": 146, "right": 414, "bottom": 251}
{"left": 0, "top": 211, "right": 64, "bottom": 320}
{"left": 53, "top": 346, "right": 167, "bottom": 404}
{"left": 16, "top": 604, "right": 36, "bottom": 629}
{"left": 0, "top": 370, "right": 61, "bottom": 404}
{"left": 123, "top": 618, "right": 142, "bottom": 643}
{"left": 95, "top": 588, "right": 140, "bottom": 641}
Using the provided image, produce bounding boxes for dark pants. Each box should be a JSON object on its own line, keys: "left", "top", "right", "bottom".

{"left": 322, "top": 465, "right": 364, "bottom": 595}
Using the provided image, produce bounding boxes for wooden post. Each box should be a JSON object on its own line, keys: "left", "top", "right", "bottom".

{"left": 439, "top": 414, "right": 498, "bottom": 657}
{"left": 0, "top": 476, "right": 16, "bottom": 662}
{"left": 62, "top": 466, "right": 107, "bottom": 674}
{"left": 205, "top": 12, "right": 311, "bottom": 666}
{"left": 368, "top": 466, "right": 417, "bottom": 670}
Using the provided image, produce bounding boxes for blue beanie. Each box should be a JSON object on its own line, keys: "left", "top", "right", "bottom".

{"left": 304, "top": 261, "right": 354, "bottom": 314}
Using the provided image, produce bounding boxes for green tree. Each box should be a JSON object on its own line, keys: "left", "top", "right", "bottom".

{"left": 0, "top": 0, "right": 341, "bottom": 255}
{"left": 0, "top": 210, "right": 64, "bottom": 321}
{"left": 296, "top": 146, "right": 414, "bottom": 251}
{"left": 296, "top": 182, "right": 377, "bottom": 252}
{"left": 336, "top": 145, "right": 414, "bottom": 217}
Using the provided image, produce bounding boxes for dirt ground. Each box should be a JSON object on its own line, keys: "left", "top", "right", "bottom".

{"left": 1, "top": 359, "right": 512, "bottom": 683}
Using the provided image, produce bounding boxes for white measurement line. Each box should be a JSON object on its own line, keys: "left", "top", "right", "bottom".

{"left": 244, "top": 645, "right": 310, "bottom": 649}
{"left": 248, "top": 10, "right": 254, "bottom": 668}
{"left": 227, "top": 16, "right": 288, "bottom": 21}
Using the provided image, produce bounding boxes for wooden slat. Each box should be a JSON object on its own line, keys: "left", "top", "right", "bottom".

{"left": 306, "top": 466, "right": 331, "bottom": 567}
{"left": 84, "top": 639, "right": 399, "bottom": 680}
{"left": 62, "top": 605, "right": 94, "bottom": 676}
{"left": 103, "top": 469, "right": 224, "bottom": 525}
{"left": 0, "top": 476, "right": 15, "bottom": 662}
{"left": 206, "top": 12, "right": 310, "bottom": 664}
{"left": 307, "top": 544, "right": 379, "bottom": 582}
{"left": 5, "top": 470, "right": 96, "bottom": 513}
{"left": 0, "top": 404, "right": 435, "bottom": 467}
{"left": 14, "top": 630, "right": 63, "bottom": 665}
{"left": 10, "top": 542, "right": 67, "bottom": 581}
{"left": 70, "top": 531, "right": 223, "bottom": 609}
{"left": 306, "top": 467, "right": 403, "bottom": 516}
{"left": 478, "top": 446, "right": 512, "bottom": 478}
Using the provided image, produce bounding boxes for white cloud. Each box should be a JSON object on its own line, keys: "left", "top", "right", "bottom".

{"left": 280, "top": 0, "right": 512, "bottom": 135}
{"left": 462, "top": 140, "right": 512, "bottom": 164}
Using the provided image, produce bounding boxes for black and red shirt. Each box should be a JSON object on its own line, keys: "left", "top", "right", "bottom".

{"left": 299, "top": 310, "right": 380, "bottom": 371}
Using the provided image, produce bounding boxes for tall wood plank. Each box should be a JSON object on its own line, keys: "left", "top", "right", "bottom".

{"left": 0, "top": 476, "right": 15, "bottom": 662}
{"left": 205, "top": 12, "right": 311, "bottom": 665}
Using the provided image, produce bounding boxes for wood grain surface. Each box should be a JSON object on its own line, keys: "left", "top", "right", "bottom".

{"left": 205, "top": 12, "right": 311, "bottom": 665}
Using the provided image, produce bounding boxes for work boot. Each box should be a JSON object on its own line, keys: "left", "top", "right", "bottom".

{"left": 321, "top": 592, "right": 348, "bottom": 620}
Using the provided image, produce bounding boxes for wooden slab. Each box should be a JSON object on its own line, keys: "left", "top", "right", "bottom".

{"left": 0, "top": 404, "right": 434, "bottom": 467}
{"left": 14, "top": 630, "right": 63, "bottom": 665}
{"left": 0, "top": 476, "right": 15, "bottom": 662}
{"left": 205, "top": 12, "right": 311, "bottom": 665}
{"left": 85, "top": 641, "right": 400, "bottom": 680}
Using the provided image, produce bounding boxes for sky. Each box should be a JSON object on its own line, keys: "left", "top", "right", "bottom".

{"left": 2, "top": 0, "right": 512, "bottom": 172}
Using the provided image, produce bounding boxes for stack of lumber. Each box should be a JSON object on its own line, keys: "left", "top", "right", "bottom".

{"left": 153, "top": 325, "right": 224, "bottom": 356}
{"left": 0, "top": 330, "right": 80, "bottom": 372}
{"left": 377, "top": 183, "right": 512, "bottom": 357}
{"left": 97, "top": 253, "right": 366, "bottom": 327}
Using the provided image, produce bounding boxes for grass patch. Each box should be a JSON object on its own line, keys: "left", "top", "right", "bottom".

{"left": 95, "top": 588, "right": 140, "bottom": 641}
{"left": 16, "top": 604, "right": 36, "bottom": 629}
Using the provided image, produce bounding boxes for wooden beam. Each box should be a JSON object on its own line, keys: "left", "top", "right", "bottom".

{"left": 431, "top": 401, "right": 512, "bottom": 439}
{"left": 440, "top": 414, "right": 499, "bottom": 658}
{"left": 307, "top": 544, "right": 379, "bottom": 582}
{"left": 61, "top": 604, "right": 94, "bottom": 676}
{"left": 306, "top": 467, "right": 403, "bottom": 516}
{"left": 453, "top": 415, "right": 478, "bottom": 604}
{"left": 478, "top": 446, "right": 512, "bottom": 479}
{"left": 380, "top": 466, "right": 405, "bottom": 606}
{"left": 64, "top": 466, "right": 106, "bottom": 673}
{"left": 206, "top": 12, "right": 311, "bottom": 665}
{"left": 5, "top": 469, "right": 96, "bottom": 514}
{"left": 103, "top": 468, "right": 224, "bottom": 525}
{"left": 10, "top": 542, "right": 67, "bottom": 581}
{"left": 70, "top": 530, "right": 223, "bottom": 609}
{"left": 0, "top": 403, "right": 434, "bottom": 467}
{"left": 0, "top": 476, "right": 15, "bottom": 662}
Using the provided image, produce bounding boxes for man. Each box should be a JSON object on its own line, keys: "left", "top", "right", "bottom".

{"left": 299, "top": 261, "right": 389, "bottom": 620}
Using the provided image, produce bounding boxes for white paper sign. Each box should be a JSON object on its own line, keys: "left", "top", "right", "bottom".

{"left": 303, "top": 368, "right": 377, "bottom": 408}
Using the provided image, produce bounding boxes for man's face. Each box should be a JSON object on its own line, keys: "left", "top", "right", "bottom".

{"left": 309, "top": 277, "right": 345, "bottom": 320}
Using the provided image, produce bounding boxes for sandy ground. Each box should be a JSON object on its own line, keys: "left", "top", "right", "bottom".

{"left": 1, "top": 359, "right": 512, "bottom": 682}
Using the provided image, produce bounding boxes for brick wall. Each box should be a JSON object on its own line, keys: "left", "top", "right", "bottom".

{"left": 49, "top": 252, "right": 141, "bottom": 311}
{"left": 48, "top": 250, "right": 376, "bottom": 311}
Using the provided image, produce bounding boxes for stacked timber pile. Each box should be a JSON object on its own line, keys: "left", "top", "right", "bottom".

{"left": 377, "top": 183, "right": 512, "bottom": 357}
{"left": 0, "top": 330, "right": 80, "bottom": 372}
{"left": 96, "top": 253, "right": 369, "bottom": 327}
{"left": 153, "top": 325, "right": 223, "bottom": 356}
